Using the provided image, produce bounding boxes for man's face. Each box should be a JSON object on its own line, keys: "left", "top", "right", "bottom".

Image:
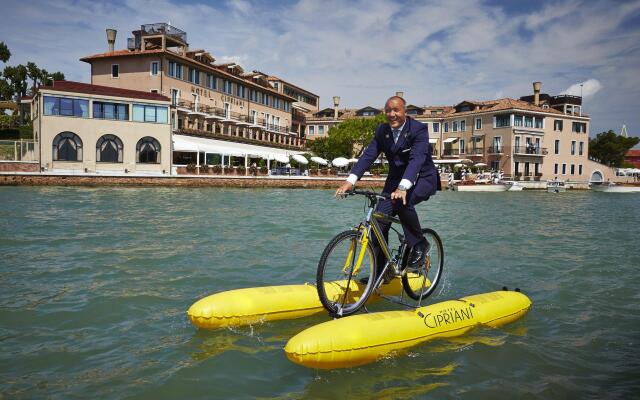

{"left": 385, "top": 98, "right": 406, "bottom": 129}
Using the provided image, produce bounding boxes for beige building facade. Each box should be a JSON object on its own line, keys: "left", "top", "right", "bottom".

{"left": 32, "top": 80, "right": 171, "bottom": 174}
{"left": 81, "top": 24, "right": 313, "bottom": 150}
{"left": 305, "top": 84, "right": 617, "bottom": 182}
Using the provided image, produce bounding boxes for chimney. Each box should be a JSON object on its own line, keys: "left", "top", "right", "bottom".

{"left": 106, "top": 29, "right": 117, "bottom": 52}
{"left": 396, "top": 91, "right": 404, "bottom": 98}
{"left": 533, "top": 81, "right": 541, "bottom": 106}
{"left": 333, "top": 96, "right": 340, "bottom": 119}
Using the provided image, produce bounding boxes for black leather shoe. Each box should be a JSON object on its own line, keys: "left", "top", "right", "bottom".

{"left": 408, "top": 239, "right": 430, "bottom": 269}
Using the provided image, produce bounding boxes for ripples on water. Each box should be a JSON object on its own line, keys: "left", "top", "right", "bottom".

{"left": 1, "top": 187, "right": 639, "bottom": 399}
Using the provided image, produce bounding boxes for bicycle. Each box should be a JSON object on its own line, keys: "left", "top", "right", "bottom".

{"left": 316, "top": 189, "right": 444, "bottom": 317}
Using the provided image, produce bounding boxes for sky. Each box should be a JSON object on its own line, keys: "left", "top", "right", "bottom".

{"left": 1, "top": 0, "right": 639, "bottom": 139}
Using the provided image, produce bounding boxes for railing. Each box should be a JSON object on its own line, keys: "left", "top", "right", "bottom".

{"left": 0, "top": 140, "right": 38, "bottom": 162}
{"left": 513, "top": 146, "right": 548, "bottom": 155}
{"left": 140, "top": 23, "right": 187, "bottom": 43}
{"left": 442, "top": 148, "right": 460, "bottom": 156}
{"left": 466, "top": 146, "right": 484, "bottom": 155}
{"left": 488, "top": 146, "right": 503, "bottom": 154}
{"left": 175, "top": 128, "right": 305, "bottom": 151}
{"left": 177, "top": 99, "right": 193, "bottom": 109}
{"left": 177, "top": 102, "right": 291, "bottom": 133}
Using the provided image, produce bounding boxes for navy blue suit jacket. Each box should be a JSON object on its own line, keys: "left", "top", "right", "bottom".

{"left": 351, "top": 116, "right": 438, "bottom": 199}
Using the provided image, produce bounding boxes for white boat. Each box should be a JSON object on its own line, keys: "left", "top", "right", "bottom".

{"left": 590, "top": 182, "right": 640, "bottom": 193}
{"left": 506, "top": 181, "right": 524, "bottom": 191}
{"left": 547, "top": 180, "right": 566, "bottom": 193}
{"left": 452, "top": 183, "right": 510, "bottom": 192}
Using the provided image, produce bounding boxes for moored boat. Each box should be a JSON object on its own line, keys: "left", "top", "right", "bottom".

{"left": 590, "top": 182, "right": 640, "bottom": 193}
{"left": 547, "top": 179, "right": 566, "bottom": 193}
{"left": 452, "top": 182, "right": 510, "bottom": 192}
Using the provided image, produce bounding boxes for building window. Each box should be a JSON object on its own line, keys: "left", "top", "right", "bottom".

{"left": 554, "top": 163, "right": 558, "bottom": 174}
{"left": 562, "top": 163, "right": 567, "bottom": 175}
{"left": 452, "top": 121, "right": 459, "bottom": 132}
{"left": 475, "top": 118, "right": 481, "bottom": 130}
{"left": 459, "top": 139, "right": 465, "bottom": 154}
{"left": 579, "top": 164, "right": 583, "bottom": 175}
{"left": 444, "top": 122, "right": 449, "bottom": 133}
{"left": 43, "top": 96, "right": 89, "bottom": 118}
{"left": 571, "top": 141, "right": 576, "bottom": 155}
{"left": 136, "top": 137, "right": 161, "bottom": 164}
{"left": 490, "top": 160, "right": 499, "bottom": 171}
{"left": 168, "top": 61, "right": 175, "bottom": 77}
{"left": 111, "top": 64, "right": 119, "bottom": 78}
{"left": 52, "top": 131, "right": 83, "bottom": 161}
{"left": 495, "top": 115, "right": 510, "bottom": 127}
{"left": 150, "top": 61, "right": 159, "bottom": 76}
{"left": 579, "top": 141, "right": 584, "bottom": 156}
{"left": 170, "top": 89, "right": 179, "bottom": 106}
{"left": 132, "top": 104, "right": 168, "bottom": 124}
{"left": 318, "top": 125, "right": 325, "bottom": 135}
{"left": 93, "top": 101, "right": 129, "bottom": 121}
{"left": 524, "top": 162, "right": 530, "bottom": 176}
{"left": 251, "top": 110, "right": 257, "bottom": 124}
{"left": 570, "top": 164, "right": 575, "bottom": 175}
{"left": 555, "top": 139, "right": 560, "bottom": 155}
{"left": 514, "top": 115, "right": 523, "bottom": 127}
{"left": 223, "top": 80, "right": 232, "bottom": 94}
{"left": 433, "top": 122, "right": 440, "bottom": 133}
{"left": 308, "top": 125, "right": 315, "bottom": 135}
{"left": 572, "top": 122, "right": 587, "bottom": 133}
{"left": 524, "top": 116, "right": 533, "bottom": 128}
{"left": 554, "top": 120, "right": 563, "bottom": 131}
{"left": 492, "top": 136, "right": 502, "bottom": 152}
{"left": 96, "top": 134, "right": 123, "bottom": 163}
{"left": 460, "top": 120, "right": 466, "bottom": 132}
{"left": 206, "top": 74, "right": 216, "bottom": 90}
{"left": 515, "top": 136, "right": 520, "bottom": 150}
{"left": 188, "top": 68, "right": 200, "bottom": 84}
{"left": 514, "top": 161, "right": 520, "bottom": 175}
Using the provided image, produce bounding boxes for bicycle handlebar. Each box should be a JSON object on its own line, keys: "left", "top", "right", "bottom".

{"left": 344, "top": 189, "right": 390, "bottom": 200}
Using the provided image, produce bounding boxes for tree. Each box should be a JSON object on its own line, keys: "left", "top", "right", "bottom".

{"left": 589, "top": 130, "right": 639, "bottom": 167}
{"left": 0, "top": 42, "right": 10, "bottom": 63}
{"left": 308, "top": 114, "right": 387, "bottom": 160}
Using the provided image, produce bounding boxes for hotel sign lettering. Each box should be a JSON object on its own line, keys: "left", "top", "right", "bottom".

{"left": 221, "top": 95, "right": 244, "bottom": 107}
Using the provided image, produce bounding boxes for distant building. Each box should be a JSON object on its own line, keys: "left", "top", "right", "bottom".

{"left": 31, "top": 80, "right": 172, "bottom": 174}
{"left": 625, "top": 149, "right": 640, "bottom": 168}
{"left": 80, "top": 23, "right": 318, "bottom": 152}
{"left": 305, "top": 83, "right": 618, "bottom": 181}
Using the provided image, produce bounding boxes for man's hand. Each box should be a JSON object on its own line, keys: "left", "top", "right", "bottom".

{"left": 335, "top": 182, "right": 354, "bottom": 199}
{"left": 391, "top": 188, "right": 407, "bottom": 205}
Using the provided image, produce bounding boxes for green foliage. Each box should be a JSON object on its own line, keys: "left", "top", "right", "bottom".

{"left": 308, "top": 114, "right": 387, "bottom": 160}
{"left": 0, "top": 42, "right": 10, "bottom": 63}
{"left": 588, "top": 130, "right": 639, "bottom": 167}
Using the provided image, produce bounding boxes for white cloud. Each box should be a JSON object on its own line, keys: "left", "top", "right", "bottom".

{"left": 561, "top": 79, "right": 603, "bottom": 99}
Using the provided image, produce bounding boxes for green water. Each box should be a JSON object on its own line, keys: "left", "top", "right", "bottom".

{"left": 1, "top": 187, "right": 639, "bottom": 399}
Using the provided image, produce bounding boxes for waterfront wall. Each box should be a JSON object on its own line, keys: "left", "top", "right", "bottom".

{"left": 0, "top": 174, "right": 385, "bottom": 189}
{"left": 0, "top": 162, "right": 39, "bottom": 173}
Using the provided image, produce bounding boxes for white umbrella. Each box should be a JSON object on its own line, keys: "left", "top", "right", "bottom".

{"left": 291, "top": 154, "right": 308, "bottom": 165}
{"left": 348, "top": 158, "right": 359, "bottom": 163}
{"left": 310, "top": 156, "right": 328, "bottom": 165}
{"left": 332, "top": 157, "right": 350, "bottom": 167}
{"left": 454, "top": 163, "right": 464, "bottom": 167}
{"left": 460, "top": 159, "right": 474, "bottom": 164}
{"left": 274, "top": 154, "right": 289, "bottom": 163}
{"left": 475, "top": 162, "right": 487, "bottom": 167}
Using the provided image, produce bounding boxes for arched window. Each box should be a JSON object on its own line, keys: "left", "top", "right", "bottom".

{"left": 136, "top": 137, "right": 161, "bottom": 163}
{"left": 52, "top": 132, "right": 83, "bottom": 161}
{"left": 96, "top": 134, "right": 123, "bottom": 163}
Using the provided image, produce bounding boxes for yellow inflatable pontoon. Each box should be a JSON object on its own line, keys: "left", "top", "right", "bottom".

{"left": 285, "top": 289, "right": 531, "bottom": 369}
{"left": 188, "top": 275, "right": 428, "bottom": 329}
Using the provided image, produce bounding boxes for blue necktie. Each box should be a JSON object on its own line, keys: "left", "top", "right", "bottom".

{"left": 393, "top": 129, "right": 400, "bottom": 143}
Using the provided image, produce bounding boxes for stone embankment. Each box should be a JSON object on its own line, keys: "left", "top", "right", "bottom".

{"left": 0, "top": 173, "right": 385, "bottom": 189}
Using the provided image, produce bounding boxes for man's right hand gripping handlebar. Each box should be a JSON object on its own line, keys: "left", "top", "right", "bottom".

{"left": 334, "top": 182, "right": 354, "bottom": 199}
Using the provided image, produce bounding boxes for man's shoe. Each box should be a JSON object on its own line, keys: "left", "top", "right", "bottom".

{"left": 407, "top": 239, "right": 430, "bottom": 269}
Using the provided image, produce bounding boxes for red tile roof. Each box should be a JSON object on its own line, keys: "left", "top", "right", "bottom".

{"left": 39, "top": 80, "right": 170, "bottom": 102}
{"left": 626, "top": 149, "right": 640, "bottom": 157}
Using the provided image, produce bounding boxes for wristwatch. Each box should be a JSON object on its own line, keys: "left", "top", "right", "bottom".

{"left": 398, "top": 183, "right": 409, "bottom": 191}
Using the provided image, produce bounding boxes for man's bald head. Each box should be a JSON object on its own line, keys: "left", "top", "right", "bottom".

{"left": 384, "top": 96, "right": 407, "bottom": 129}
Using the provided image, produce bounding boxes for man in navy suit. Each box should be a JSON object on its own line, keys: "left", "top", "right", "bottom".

{"left": 335, "top": 96, "right": 439, "bottom": 273}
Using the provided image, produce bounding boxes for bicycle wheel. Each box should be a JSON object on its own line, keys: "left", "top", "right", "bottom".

{"left": 316, "top": 229, "right": 377, "bottom": 317}
{"left": 402, "top": 228, "right": 444, "bottom": 301}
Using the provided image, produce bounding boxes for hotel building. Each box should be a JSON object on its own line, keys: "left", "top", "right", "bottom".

{"left": 31, "top": 80, "right": 172, "bottom": 174}
{"left": 305, "top": 84, "right": 616, "bottom": 182}
{"left": 80, "top": 23, "right": 319, "bottom": 164}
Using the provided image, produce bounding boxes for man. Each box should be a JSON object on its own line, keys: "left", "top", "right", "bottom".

{"left": 335, "top": 96, "right": 439, "bottom": 275}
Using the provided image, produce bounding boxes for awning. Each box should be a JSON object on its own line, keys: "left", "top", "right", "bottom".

{"left": 443, "top": 137, "right": 458, "bottom": 143}
{"left": 434, "top": 159, "right": 471, "bottom": 164}
{"left": 429, "top": 138, "right": 438, "bottom": 144}
{"left": 172, "top": 134, "right": 304, "bottom": 159}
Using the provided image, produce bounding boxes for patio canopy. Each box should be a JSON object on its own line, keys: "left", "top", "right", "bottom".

{"left": 172, "top": 134, "right": 303, "bottom": 159}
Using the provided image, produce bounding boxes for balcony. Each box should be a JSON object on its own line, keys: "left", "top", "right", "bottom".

{"left": 442, "top": 148, "right": 460, "bottom": 157}
{"left": 513, "top": 146, "right": 548, "bottom": 156}
{"left": 466, "top": 145, "right": 484, "bottom": 156}
{"left": 488, "top": 146, "right": 504, "bottom": 154}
